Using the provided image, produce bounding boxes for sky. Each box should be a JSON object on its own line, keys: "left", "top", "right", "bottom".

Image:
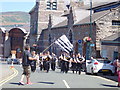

{"left": 0, "top": 0, "right": 118, "bottom": 12}
{"left": 0, "top": 0, "right": 36, "bottom": 12}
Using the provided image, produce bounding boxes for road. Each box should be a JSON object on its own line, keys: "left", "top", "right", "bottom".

{"left": 0, "top": 61, "right": 14, "bottom": 81}
{"left": 1, "top": 64, "right": 118, "bottom": 88}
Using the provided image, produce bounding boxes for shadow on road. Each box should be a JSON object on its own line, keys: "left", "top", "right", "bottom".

{"left": 38, "top": 82, "right": 54, "bottom": 85}
{"left": 9, "top": 82, "right": 21, "bottom": 86}
{"left": 101, "top": 84, "right": 117, "bottom": 87}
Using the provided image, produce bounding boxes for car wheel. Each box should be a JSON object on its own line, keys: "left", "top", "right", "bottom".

{"left": 110, "top": 72, "right": 115, "bottom": 76}
{"left": 91, "top": 68, "right": 94, "bottom": 75}
{"left": 85, "top": 70, "right": 89, "bottom": 75}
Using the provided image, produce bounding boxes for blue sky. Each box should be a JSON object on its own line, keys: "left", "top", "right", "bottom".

{"left": 0, "top": 1, "right": 36, "bottom": 12}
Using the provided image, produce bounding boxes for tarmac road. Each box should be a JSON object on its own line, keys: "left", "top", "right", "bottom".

{"left": 1, "top": 65, "right": 118, "bottom": 88}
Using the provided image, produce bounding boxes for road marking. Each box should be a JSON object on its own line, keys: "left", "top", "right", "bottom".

{"left": 63, "top": 80, "right": 70, "bottom": 88}
{"left": 0, "top": 68, "right": 18, "bottom": 86}
{"left": 90, "top": 75, "right": 116, "bottom": 83}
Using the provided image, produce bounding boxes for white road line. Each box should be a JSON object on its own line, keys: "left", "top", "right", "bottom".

{"left": 63, "top": 80, "right": 70, "bottom": 88}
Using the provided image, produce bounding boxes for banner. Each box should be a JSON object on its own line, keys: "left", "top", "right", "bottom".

{"left": 55, "top": 35, "right": 73, "bottom": 53}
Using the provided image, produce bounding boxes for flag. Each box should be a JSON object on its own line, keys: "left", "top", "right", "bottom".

{"left": 55, "top": 35, "right": 73, "bottom": 53}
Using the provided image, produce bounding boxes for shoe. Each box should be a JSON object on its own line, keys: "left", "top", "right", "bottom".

{"left": 19, "top": 81, "right": 24, "bottom": 85}
{"left": 26, "top": 82, "right": 33, "bottom": 85}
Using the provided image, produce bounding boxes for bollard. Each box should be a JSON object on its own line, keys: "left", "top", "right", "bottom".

{"left": 10, "top": 61, "right": 14, "bottom": 69}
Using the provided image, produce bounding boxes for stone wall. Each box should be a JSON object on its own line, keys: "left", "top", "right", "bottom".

{"left": 96, "top": 9, "right": 120, "bottom": 50}
{"left": 101, "top": 45, "right": 120, "bottom": 60}
{"left": 0, "top": 30, "right": 4, "bottom": 57}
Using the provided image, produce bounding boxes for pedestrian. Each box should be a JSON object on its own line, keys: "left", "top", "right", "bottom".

{"left": 39, "top": 53, "right": 43, "bottom": 71}
{"left": 45, "top": 51, "right": 52, "bottom": 73}
{"left": 30, "top": 51, "right": 37, "bottom": 72}
{"left": 59, "top": 52, "right": 70, "bottom": 73}
{"left": 64, "top": 52, "right": 70, "bottom": 73}
{"left": 51, "top": 53, "right": 57, "bottom": 71}
{"left": 115, "top": 58, "right": 120, "bottom": 87}
{"left": 42, "top": 52, "right": 47, "bottom": 71}
{"left": 59, "top": 53, "right": 65, "bottom": 73}
{"left": 19, "top": 45, "right": 37, "bottom": 85}
{"left": 76, "top": 53, "right": 85, "bottom": 75}
{"left": 70, "top": 54, "right": 77, "bottom": 74}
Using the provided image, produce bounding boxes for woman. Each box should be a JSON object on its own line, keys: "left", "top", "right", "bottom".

{"left": 116, "top": 58, "right": 120, "bottom": 87}
{"left": 115, "top": 57, "right": 120, "bottom": 87}
{"left": 76, "top": 53, "right": 85, "bottom": 75}
{"left": 30, "top": 51, "right": 37, "bottom": 72}
{"left": 70, "top": 54, "right": 77, "bottom": 74}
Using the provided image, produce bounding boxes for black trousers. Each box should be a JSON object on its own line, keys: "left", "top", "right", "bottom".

{"left": 43, "top": 61, "right": 46, "bottom": 70}
{"left": 61, "top": 61, "right": 69, "bottom": 73}
{"left": 72, "top": 62, "right": 77, "bottom": 73}
{"left": 76, "top": 63, "right": 82, "bottom": 75}
{"left": 39, "top": 62, "right": 43, "bottom": 71}
{"left": 45, "top": 61, "right": 50, "bottom": 73}
{"left": 51, "top": 62, "right": 56, "bottom": 71}
{"left": 64, "top": 61, "right": 69, "bottom": 73}
{"left": 60, "top": 60, "right": 65, "bottom": 72}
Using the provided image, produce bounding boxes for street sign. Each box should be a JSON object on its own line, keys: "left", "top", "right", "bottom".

{"left": 78, "top": 40, "right": 82, "bottom": 43}
{"left": 78, "top": 40, "right": 82, "bottom": 55}
{"left": 90, "top": 44, "right": 95, "bottom": 47}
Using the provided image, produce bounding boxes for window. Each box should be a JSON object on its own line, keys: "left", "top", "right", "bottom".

{"left": 112, "top": 20, "right": 120, "bottom": 26}
{"left": 46, "top": 0, "right": 57, "bottom": 10}
{"left": 47, "top": 1, "right": 51, "bottom": 10}
{"left": 52, "top": 2, "right": 57, "bottom": 10}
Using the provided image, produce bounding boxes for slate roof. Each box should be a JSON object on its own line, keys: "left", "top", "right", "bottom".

{"left": 102, "top": 32, "right": 120, "bottom": 41}
{"left": 53, "top": 19, "right": 68, "bottom": 28}
{"left": 80, "top": 0, "right": 119, "bottom": 10}
{"left": 76, "top": 10, "right": 110, "bottom": 24}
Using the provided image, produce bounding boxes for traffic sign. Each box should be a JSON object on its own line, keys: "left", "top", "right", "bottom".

{"left": 78, "top": 40, "right": 82, "bottom": 43}
{"left": 90, "top": 44, "right": 95, "bottom": 47}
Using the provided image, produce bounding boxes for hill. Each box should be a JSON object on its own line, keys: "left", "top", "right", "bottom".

{"left": 0, "top": 11, "right": 30, "bottom": 27}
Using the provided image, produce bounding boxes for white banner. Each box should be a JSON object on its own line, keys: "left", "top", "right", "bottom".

{"left": 55, "top": 35, "right": 73, "bottom": 53}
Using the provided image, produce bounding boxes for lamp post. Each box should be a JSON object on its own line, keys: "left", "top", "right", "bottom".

{"left": 49, "top": 33, "right": 52, "bottom": 54}
{"left": 89, "top": 0, "right": 92, "bottom": 59}
{"left": 86, "top": 0, "right": 92, "bottom": 60}
{"left": 90, "top": 0, "right": 92, "bottom": 38}
{"left": 48, "top": 14, "right": 52, "bottom": 54}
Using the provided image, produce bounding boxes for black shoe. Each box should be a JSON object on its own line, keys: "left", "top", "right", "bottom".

{"left": 73, "top": 71, "right": 74, "bottom": 74}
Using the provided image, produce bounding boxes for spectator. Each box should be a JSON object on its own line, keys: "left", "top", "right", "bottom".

{"left": 19, "top": 45, "right": 37, "bottom": 85}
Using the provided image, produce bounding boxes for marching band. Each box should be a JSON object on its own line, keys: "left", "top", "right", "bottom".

{"left": 30, "top": 51, "right": 85, "bottom": 75}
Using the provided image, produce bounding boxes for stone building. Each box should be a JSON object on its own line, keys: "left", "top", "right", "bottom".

{"left": 8, "top": 28, "right": 29, "bottom": 58}
{"left": 0, "top": 27, "right": 6, "bottom": 58}
{"left": 0, "top": 27, "right": 29, "bottom": 58}
{"left": 38, "top": 1, "right": 120, "bottom": 58}
{"left": 29, "top": 0, "right": 84, "bottom": 47}
{"left": 101, "top": 32, "right": 120, "bottom": 60}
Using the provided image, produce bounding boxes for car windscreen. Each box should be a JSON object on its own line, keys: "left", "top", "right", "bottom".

{"left": 96, "top": 60, "right": 111, "bottom": 64}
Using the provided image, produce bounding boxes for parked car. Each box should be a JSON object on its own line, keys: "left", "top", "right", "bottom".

{"left": 86, "top": 58, "right": 115, "bottom": 75}
{"left": 7, "top": 58, "right": 20, "bottom": 64}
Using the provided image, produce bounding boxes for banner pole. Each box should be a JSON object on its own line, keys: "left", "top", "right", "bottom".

{"left": 42, "top": 42, "right": 55, "bottom": 53}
